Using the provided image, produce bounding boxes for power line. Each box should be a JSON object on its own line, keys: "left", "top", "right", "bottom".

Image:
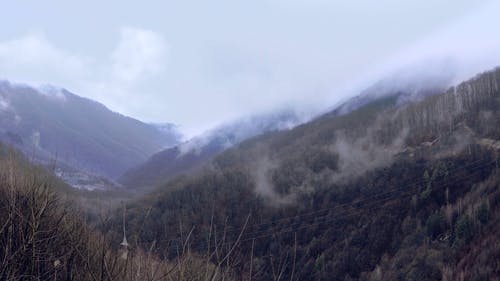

{"left": 136, "top": 157, "right": 495, "bottom": 249}
{"left": 133, "top": 158, "right": 496, "bottom": 254}
{"left": 134, "top": 157, "right": 493, "bottom": 246}
{"left": 198, "top": 162, "right": 494, "bottom": 250}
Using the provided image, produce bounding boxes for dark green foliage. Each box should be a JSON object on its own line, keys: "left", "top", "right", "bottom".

{"left": 116, "top": 151, "right": 499, "bottom": 280}
{"left": 455, "top": 215, "right": 474, "bottom": 244}
{"left": 476, "top": 202, "right": 490, "bottom": 224}
{"left": 425, "top": 212, "right": 445, "bottom": 239}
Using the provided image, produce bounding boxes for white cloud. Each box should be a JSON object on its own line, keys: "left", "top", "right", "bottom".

{"left": 111, "top": 27, "right": 168, "bottom": 82}
{"left": 0, "top": 32, "right": 87, "bottom": 84}
{"left": 0, "top": 95, "right": 9, "bottom": 111}
{"left": 324, "top": 0, "right": 500, "bottom": 107}
{"left": 87, "top": 27, "right": 169, "bottom": 114}
{"left": 37, "top": 84, "right": 67, "bottom": 100}
{"left": 0, "top": 27, "right": 169, "bottom": 119}
{"left": 0, "top": 1, "right": 498, "bottom": 137}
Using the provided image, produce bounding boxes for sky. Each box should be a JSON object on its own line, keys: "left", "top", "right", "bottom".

{"left": 0, "top": 0, "right": 499, "bottom": 137}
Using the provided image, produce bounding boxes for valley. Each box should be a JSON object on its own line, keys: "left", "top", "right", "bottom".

{"left": 0, "top": 66, "right": 498, "bottom": 280}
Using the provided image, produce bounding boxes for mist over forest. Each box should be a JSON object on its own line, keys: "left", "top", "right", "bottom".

{"left": 0, "top": 1, "right": 499, "bottom": 280}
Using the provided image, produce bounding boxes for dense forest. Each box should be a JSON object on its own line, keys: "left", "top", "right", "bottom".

{"left": 0, "top": 68, "right": 499, "bottom": 280}
{"left": 107, "top": 68, "right": 500, "bottom": 280}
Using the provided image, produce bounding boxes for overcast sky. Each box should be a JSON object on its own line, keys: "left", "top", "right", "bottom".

{"left": 0, "top": 0, "right": 499, "bottom": 136}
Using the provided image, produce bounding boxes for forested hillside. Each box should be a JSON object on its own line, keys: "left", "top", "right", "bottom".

{"left": 120, "top": 110, "right": 302, "bottom": 190}
{"left": 3, "top": 0, "right": 499, "bottom": 280}
{"left": 1, "top": 67, "right": 498, "bottom": 280}
{"left": 0, "top": 142, "right": 241, "bottom": 280}
{"left": 111, "top": 68, "right": 500, "bottom": 280}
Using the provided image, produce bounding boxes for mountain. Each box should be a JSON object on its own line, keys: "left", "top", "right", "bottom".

{"left": 120, "top": 109, "right": 303, "bottom": 189}
{"left": 115, "top": 67, "right": 500, "bottom": 280}
{"left": 1, "top": 67, "right": 498, "bottom": 281}
{"left": 150, "top": 122, "right": 183, "bottom": 139}
{"left": 0, "top": 81, "right": 181, "bottom": 182}
{"left": 333, "top": 61, "right": 455, "bottom": 116}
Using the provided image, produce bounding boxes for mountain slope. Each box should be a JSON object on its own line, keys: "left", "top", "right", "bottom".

{"left": 333, "top": 66, "right": 453, "bottom": 116}
{"left": 115, "top": 67, "right": 500, "bottom": 280}
{"left": 0, "top": 81, "right": 180, "bottom": 180}
{"left": 120, "top": 110, "right": 301, "bottom": 189}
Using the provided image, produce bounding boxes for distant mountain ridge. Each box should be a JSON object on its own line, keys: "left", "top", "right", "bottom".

{"left": 120, "top": 109, "right": 303, "bottom": 189}
{"left": 0, "top": 81, "right": 181, "bottom": 182}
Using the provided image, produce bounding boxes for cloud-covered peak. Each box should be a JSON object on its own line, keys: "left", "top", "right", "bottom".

{"left": 1, "top": 1, "right": 499, "bottom": 135}
{"left": 0, "top": 27, "right": 169, "bottom": 123}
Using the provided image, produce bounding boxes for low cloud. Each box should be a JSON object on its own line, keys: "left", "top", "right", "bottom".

{"left": 0, "top": 1, "right": 499, "bottom": 136}
{"left": 251, "top": 155, "right": 296, "bottom": 205}
{"left": 0, "top": 95, "right": 10, "bottom": 111}
{"left": 331, "top": 126, "right": 409, "bottom": 182}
